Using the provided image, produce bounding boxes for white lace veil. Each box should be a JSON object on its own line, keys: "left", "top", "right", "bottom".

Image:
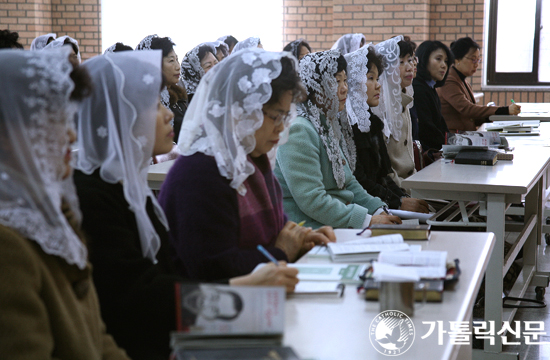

{"left": 331, "top": 33, "right": 366, "bottom": 55}
{"left": 43, "top": 35, "right": 81, "bottom": 63}
{"left": 232, "top": 37, "right": 261, "bottom": 53}
{"left": 0, "top": 47, "right": 87, "bottom": 269}
{"left": 74, "top": 50, "right": 169, "bottom": 263}
{"left": 344, "top": 43, "right": 373, "bottom": 133}
{"left": 30, "top": 33, "right": 57, "bottom": 51}
{"left": 371, "top": 36, "right": 403, "bottom": 141}
{"left": 298, "top": 49, "right": 356, "bottom": 189}
{"left": 210, "top": 40, "right": 229, "bottom": 59}
{"left": 180, "top": 42, "right": 217, "bottom": 96}
{"left": 135, "top": 35, "right": 172, "bottom": 108}
{"left": 178, "top": 48, "right": 298, "bottom": 196}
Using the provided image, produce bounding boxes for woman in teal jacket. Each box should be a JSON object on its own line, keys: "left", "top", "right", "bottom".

{"left": 274, "top": 50, "right": 401, "bottom": 229}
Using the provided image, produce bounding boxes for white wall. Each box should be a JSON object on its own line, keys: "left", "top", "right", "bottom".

{"left": 101, "top": 0, "right": 283, "bottom": 57}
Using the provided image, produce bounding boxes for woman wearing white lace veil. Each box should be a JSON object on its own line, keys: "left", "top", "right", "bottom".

{"left": 0, "top": 47, "right": 129, "bottom": 359}
{"left": 179, "top": 42, "right": 218, "bottom": 103}
{"left": 232, "top": 36, "right": 263, "bottom": 52}
{"left": 73, "top": 50, "right": 301, "bottom": 359}
{"left": 136, "top": 34, "right": 188, "bottom": 142}
{"left": 331, "top": 33, "right": 366, "bottom": 55}
{"left": 30, "top": 33, "right": 56, "bottom": 50}
{"left": 383, "top": 36, "right": 420, "bottom": 187}
{"left": 274, "top": 50, "right": 401, "bottom": 229}
{"left": 211, "top": 40, "right": 229, "bottom": 62}
{"left": 159, "top": 48, "right": 334, "bottom": 281}
{"left": 283, "top": 38, "right": 311, "bottom": 61}
{"left": 43, "top": 35, "right": 81, "bottom": 63}
{"left": 346, "top": 44, "right": 429, "bottom": 213}
{"left": 104, "top": 42, "right": 133, "bottom": 54}
{"left": 218, "top": 35, "right": 238, "bottom": 54}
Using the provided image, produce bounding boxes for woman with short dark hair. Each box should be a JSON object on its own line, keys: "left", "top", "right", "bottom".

{"left": 437, "top": 37, "right": 521, "bottom": 132}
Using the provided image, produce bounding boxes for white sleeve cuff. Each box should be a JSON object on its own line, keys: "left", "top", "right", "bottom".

{"left": 374, "top": 207, "right": 385, "bottom": 215}
{"left": 362, "top": 214, "right": 372, "bottom": 229}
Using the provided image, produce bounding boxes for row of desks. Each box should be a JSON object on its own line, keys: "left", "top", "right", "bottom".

{"left": 147, "top": 109, "right": 550, "bottom": 360}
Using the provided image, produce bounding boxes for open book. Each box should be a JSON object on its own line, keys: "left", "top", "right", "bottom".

{"left": 485, "top": 120, "right": 540, "bottom": 135}
{"left": 442, "top": 131, "right": 512, "bottom": 158}
{"left": 172, "top": 284, "right": 285, "bottom": 351}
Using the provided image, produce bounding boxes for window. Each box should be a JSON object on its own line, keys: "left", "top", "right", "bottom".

{"left": 487, "top": 0, "right": 550, "bottom": 85}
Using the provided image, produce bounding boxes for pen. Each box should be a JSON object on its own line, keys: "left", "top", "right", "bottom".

{"left": 511, "top": 99, "right": 516, "bottom": 104}
{"left": 297, "top": 220, "right": 306, "bottom": 226}
{"left": 257, "top": 245, "right": 279, "bottom": 266}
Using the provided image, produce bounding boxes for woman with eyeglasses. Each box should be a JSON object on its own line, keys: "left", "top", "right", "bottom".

{"left": 158, "top": 49, "right": 335, "bottom": 282}
{"left": 437, "top": 37, "right": 521, "bottom": 132}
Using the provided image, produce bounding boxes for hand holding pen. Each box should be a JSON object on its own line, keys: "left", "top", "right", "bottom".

{"left": 509, "top": 99, "right": 521, "bottom": 115}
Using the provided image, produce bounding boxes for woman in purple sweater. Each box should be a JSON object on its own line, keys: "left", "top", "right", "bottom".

{"left": 159, "top": 48, "right": 335, "bottom": 281}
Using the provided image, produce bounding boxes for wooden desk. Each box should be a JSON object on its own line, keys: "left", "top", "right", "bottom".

{"left": 147, "top": 159, "right": 175, "bottom": 190}
{"left": 489, "top": 102, "right": 550, "bottom": 121}
{"left": 284, "top": 232, "right": 495, "bottom": 360}
{"left": 402, "top": 146, "right": 550, "bottom": 359}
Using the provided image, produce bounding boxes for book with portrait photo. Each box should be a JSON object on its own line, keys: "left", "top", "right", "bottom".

{"left": 172, "top": 284, "right": 286, "bottom": 351}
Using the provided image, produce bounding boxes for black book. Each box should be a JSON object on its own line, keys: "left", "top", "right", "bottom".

{"left": 174, "top": 346, "right": 302, "bottom": 360}
{"left": 454, "top": 149, "right": 498, "bottom": 166}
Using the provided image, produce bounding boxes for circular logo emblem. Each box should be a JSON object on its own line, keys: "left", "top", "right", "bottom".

{"left": 369, "top": 310, "right": 415, "bottom": 356}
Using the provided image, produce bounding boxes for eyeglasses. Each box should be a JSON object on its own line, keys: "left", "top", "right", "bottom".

{"left": 262, "top": 110, "right": 291, "bottom": 126}
{"left": 464, "top": 56, "right": 482, "bottom": 64}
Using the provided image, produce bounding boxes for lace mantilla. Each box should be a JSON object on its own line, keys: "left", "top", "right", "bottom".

{"left": 178, "top": 48, "right": 298, "bottom": 195}
{"left": 30, "top": 33, "right": 56, "bottom": 51}
{"left": 298, "top": 50, "right": 356, "bottom": 189}
{"left": 43, "top": 35, "right": 81, "bottom": 63}
{"left": 344, "top": 44, "right": 372, "bottom": 133}
{"left": 75, "top": 51, "right": 168, "bottom": 263}
{"left": 0, "top": 48, "right": 87, "bottom": 269}
{"left": 136, "top": 34, "right": 157, "bottom": 50}
{"left": 232, "top": 37, "right": 261, "bottom": 53}
{"left": 372, "top": 36, "right": 404, "bottom": 142}
{"left": 331, "top": 33, "right": 366, "bottom": 55}
{"left": 180, "top": 42, "right": 216, "bottom": 95}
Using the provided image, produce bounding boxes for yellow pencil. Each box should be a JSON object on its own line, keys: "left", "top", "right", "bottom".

{"left": 297, "top": 220, "right": 306, "bottom": 226}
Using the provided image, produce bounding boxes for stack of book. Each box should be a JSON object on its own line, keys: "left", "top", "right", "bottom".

{"left": 363, "top": 251, "right": 450, "bottom": 303}
{"left": 485, "top": 120, "right": 540, "bottom": 136}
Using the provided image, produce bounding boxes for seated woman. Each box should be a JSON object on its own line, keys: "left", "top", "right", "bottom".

{"left": 218, "top": 35, "right": 238, "bottom": 54}
{"left": 212, "top": 40, "right": 229, "bottom": 62}
{"left": 283, "top": 38, "right": 311, "bottom": 60}
{"left": 137, "top": 34, "right": 188, "bottom": 141}
{"left": 274, "top": 50, "right": 401, "bottom": 229}
{"left": 73, "top": 50, "right": 299, "bottom": 360}
{"left": 346, "top": 43, "right": 429, "bottom": 213}
{"left": 381, "top": 36, "right": 418, "bottom": 186}
{"left": 159, "top": 48, "right": 334, "bottom": 281}
{"left": 30, "top": 32, "right": 56, "bottom": 50}
{"left": 44, "top": 35, "right": 81, "bottom": 63}
{"left": 412, "top": 40, "right": 453, "bottom": 154}
{"left": 437, "top": 37, "right": 521, "bottom": 132}
{"left": 0, "top": 47, "right": 129, "bottom": 359}
{"left": 232, "top": 36, "right": 263, "bottom": 52}
{"left": 180, "top": 42, "right": 218, "bottom": 104}
{"left": 331, "top": 33, "right": 366, "bottom": 55}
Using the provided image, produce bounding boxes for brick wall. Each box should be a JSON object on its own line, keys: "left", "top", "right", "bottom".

{"left": 283, "top": 0, "right": 550, "bottom": 105}
{"left": 1, "top": 0, "right": 101, "bottom": 61}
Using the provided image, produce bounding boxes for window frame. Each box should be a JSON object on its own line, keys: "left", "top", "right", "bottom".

{"left": 486, "top": 0, "right": 550, "bottom": 86}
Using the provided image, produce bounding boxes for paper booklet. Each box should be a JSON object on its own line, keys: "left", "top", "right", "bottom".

{"left": 442, "top": 131, "right": 512, "bottom": 158}
{"left": 172, "top": 284, "right": 285, "bottom": 350}
{"left": 485, "top": 120, "right": 540, "bottom": 132}
{"left": 289, "top": 263, "right": 369, "bottom": 284}
{"left": 377, "top": 250, "right": 448, "bottom": 279}
{"left": 327, "top": 234, "right": 410, "bottom": 263}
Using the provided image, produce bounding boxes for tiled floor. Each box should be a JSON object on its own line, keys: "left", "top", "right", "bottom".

{"left": 501, "top": 235, "right": 550, "bottom": 359}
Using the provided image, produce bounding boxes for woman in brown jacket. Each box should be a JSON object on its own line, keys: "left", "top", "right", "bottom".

{"left": 437, "top": 37, "right": 521, "bottom": 132}
{"left": 0, "top": 48, "right": 130, "bottom": 360}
